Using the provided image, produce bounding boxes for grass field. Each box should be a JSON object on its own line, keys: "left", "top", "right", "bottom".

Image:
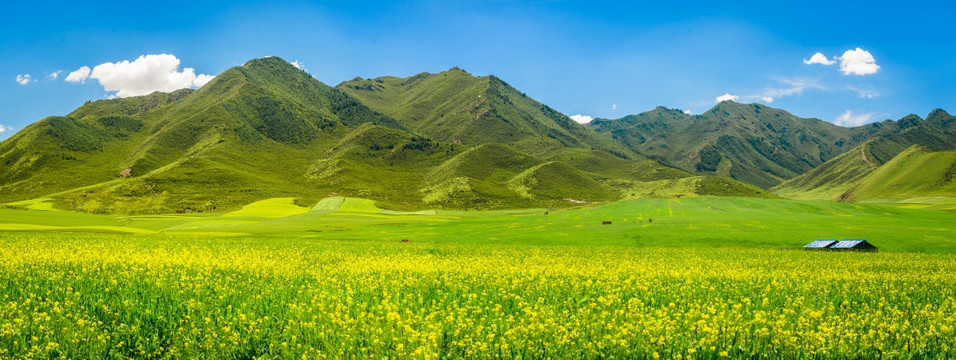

{"left": 2, "top": 197, "right": 956, "bottom": 358}
{"left": 3, "top": 196, "right": 954, "bottom": 251}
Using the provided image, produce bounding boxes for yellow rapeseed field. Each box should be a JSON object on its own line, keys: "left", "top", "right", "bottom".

{"left": 0, "top": 233, "right": 954, "bottom": 359}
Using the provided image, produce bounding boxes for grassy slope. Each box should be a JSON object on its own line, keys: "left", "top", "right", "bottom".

{"left": 535, "top": 146, "right": 688, "bottom": 182}
{"left": 773, "top": 110, "right": 956, "bottom": 202}
{"left": 508, "top": 161, "right": 618, "bottom": 202}
{"left": 771, "top": 141, "right": 879, "bottom": 200}
{"left": 422, "top": 143, "right": 545, "bottom": 208}
{"left": 846, "top": 146, "right": 956, "bottom": 202}
{"left": 775, "top": 145, "right": 956, "bottom": 205}
{"left": 0, "top": 114, "right": 158, "bottom": 201}
{"left": 304, "top": 123, "right": 464, "bottom": 209}
{"left": 2, "top": 196, "right": 955, "bottom": 253}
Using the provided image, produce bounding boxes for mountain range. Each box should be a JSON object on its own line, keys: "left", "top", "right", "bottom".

{"left": 587, "top": 104, "right": 952, "bottom": 188}
{"left": 0, "top": 56, "right": 952, "bottom": 214}
{"left": 0, "top": 57, "right": 770, "bottom": 214}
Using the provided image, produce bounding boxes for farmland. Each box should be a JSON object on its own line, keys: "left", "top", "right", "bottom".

{"left": 1, "top": 197, "right": 956, "bottom": 358}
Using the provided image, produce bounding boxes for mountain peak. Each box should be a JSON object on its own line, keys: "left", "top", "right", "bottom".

{"left": 707, "top": 101, "right": 753, "bottom": 116}
{"left": 243, "top": 56, "right": 293, "bottom": 68}
{"left": 712, "top": 100, "right": 758, "bottom": 110}
{"left": 220, "top": 56, "right": 322, "bottom": 92}
{"left": 900, "top": 113, "right": 922, "bottom": 120}
{"left": 705, "top": 102, "right": 800, "bottom": 121}
{"left": 927, "top": 108, "right": 951, "bottom": 119}
{"left": 237, "top": 56, "right": 310, "bottom": 80}
{"left": 652, "top": 106, "right": 691, "bottom": 116}
{"left": 444, "top": 66, "right": 471, "bottom": 75}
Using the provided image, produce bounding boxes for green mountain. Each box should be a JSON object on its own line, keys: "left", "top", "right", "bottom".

{"left": 772, "top": 109, "right": 956, "bottom": 202}
{"left": 774, "top": 145, "right": 956, "bottom": 205}
{"left": 0, "top": 57, "right": 410, "bottom": 213}
{"left": 0, "top": 57, "right": 769, "bottom": 214}
{"left": 337, "top": 68, "right": 634, "bottom": 158}
{"left": 589, "top": 102, "right": 893, "bottom": 189}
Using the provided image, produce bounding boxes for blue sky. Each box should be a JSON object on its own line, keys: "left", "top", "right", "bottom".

{"left": 2, "top": 1, "right": 954, "bottom": 140}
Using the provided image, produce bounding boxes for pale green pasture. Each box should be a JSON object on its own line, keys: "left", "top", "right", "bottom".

{"left": 1, "top": 196, "right": 955, "bottom": 253}
{"left": 222, "top": 197, "right": 310, "bottom": 218}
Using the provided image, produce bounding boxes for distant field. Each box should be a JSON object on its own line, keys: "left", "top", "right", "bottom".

{"left": 2, "top": 196, "right": 955, "bottom": 252}
{"left": 1, "top": 197, "right": 956, "bottom": 358}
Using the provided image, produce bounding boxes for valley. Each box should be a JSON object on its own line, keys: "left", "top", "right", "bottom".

{"left": 2, "top": 196, "right": 956, "bottom": 358}
{"left": 1, "top": 55, "right": 955, "bottom": 359}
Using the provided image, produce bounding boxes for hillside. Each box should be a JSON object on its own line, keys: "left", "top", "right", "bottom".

{"left": 773, "top": 109, "right": 956, "bottom": 203}
{"left": 337, "top": 68, "right": 634, "bottom": 159}
{"left": 588, "top": 102, "right": 898, "bottom": 189}
{"left": 775, "top": 145, "right": 956, "bottom": 205}
{"left": 0, "top": 57, "right": 770, "bottom": 214}
{"left": 0, "top": 57, "right": 416, "bottom": 213}
{"left": 846, "top": 146, "right": 956, "bottom": 202}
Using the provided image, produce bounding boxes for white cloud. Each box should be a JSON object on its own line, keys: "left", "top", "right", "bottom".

{"left": 67, "top": 54, "right": 215, "bottom": 98}
{"left": 711, "top": 78, "right": 824, "bottom": 105}
{"left": 611, "top": 104, "right": 617, "bottom": 111}
{"left": 803, "top": 52, "right": 836, "bottom": 66}
{"left": 47, "top": 70, "right": 63, "bottom": 80}
{"left": 65, "top": 66, "right": 91, "bottom": 83}
{"left": 683, "top": 109, "right": 692, "bottom": 115}
{"left": 291, "top": 60, "right": 305, "bottom": 70}
{"left": 756, "top": 77, "right": 825, "bottom": 103}
{"left": 15, "top": 74, "right": 33, "bottom": 85}
{"left": 846, "top": 84, "right": 878, "bottom": 98}
{"left": 838, "top": 48, "right": 880, "bottom": 76}
{"left": 0, "top": 124, "right": 6, "bottom": 133}
{"left": 569, "top": 114, "right": 593, "bottom": 124}
{"left": 715, "top": 93, "right": 738, "bottom": 103}
{"left": 833, "top": 110, "right": 876, "bottom": 127}
{"left": 193, "top": 73, "right": 215, "bottom": 87}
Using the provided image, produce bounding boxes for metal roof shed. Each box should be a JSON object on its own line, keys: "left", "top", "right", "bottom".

{"left": 830, "top": 239, "right": 878, "bottom": 252}
{"left": 804, "top": 239, "right": 837, "bottom": 250}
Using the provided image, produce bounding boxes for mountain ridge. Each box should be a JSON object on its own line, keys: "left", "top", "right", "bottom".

{"left": 589, "top": 101, "right": 951, "bottom": 189}
{"left": 338, "top": 68, "right": 636, "bottom": 159}
{"left": 0, "top": 57, "right": 771, "bottom": 214}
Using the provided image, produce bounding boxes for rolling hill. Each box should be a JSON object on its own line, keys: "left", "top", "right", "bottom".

{"left": 774, "top": 145, "right": 956, "bottom": 206}
{"left": 588, "top": 102, "right": 900, "bottom": 189}
{"left": 772, "top": 109, "right": 956, "bottom": 203}
{"left": 845, "top": 146, "right": 956, "bottom": 202}
{"left": 0, "top": 57, "right": 769, "bottom": 214}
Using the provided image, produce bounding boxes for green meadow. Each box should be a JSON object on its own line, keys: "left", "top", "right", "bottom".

{"left": 2, "top": 197, "right": 956, "bottom": 358}
{"left": 2, "top": 196, "right": 954, "bottom": 251}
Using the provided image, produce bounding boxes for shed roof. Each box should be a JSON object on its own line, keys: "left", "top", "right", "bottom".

{"left": 831, "top": 239, "right": 876, "bottom": 249}
{"left": 805, "top": 239, "right": 838, "bottom": 248}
